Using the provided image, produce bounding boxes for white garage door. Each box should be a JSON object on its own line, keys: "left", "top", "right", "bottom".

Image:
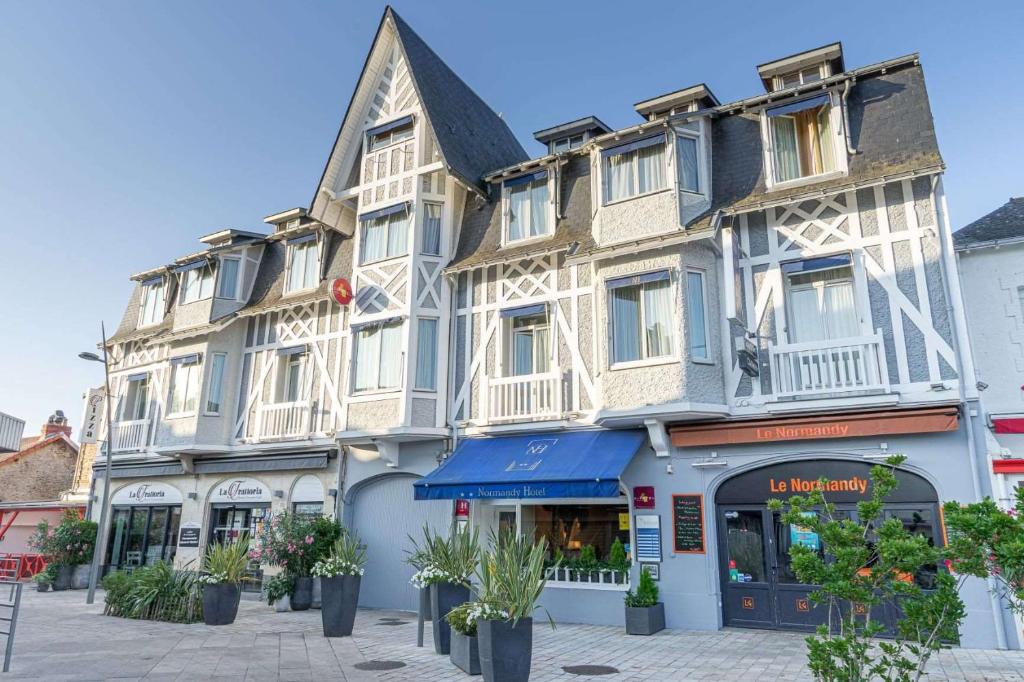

{"left": 350, "top": 474, "right": 451, "bottom": 612}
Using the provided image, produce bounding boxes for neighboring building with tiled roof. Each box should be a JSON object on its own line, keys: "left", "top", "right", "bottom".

{"left": 954, "top": 197, "right": 1024, "bottom": 249}
{"left": 0, "top": 411, "right": 79, "bottom": 503}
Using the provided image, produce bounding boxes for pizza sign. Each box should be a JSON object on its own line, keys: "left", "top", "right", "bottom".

{"left": 331, "top": 278, "right": 353, "bottom": 306}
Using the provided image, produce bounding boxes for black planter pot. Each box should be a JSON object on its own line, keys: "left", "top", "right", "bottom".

{"left": 203, "top": 583, "right": 241, "bottom": 626}
{"left": 478, "top": 618, "right": 532, "bottom": 682}
{"left": 320, "top": 574, "right": 361, "bottom": 637}
{"left": 51, "top": 565, "right": 73, "bottom": 591}
{"left": 450, "top": 629, "right": 481, "bottom": 675}
{"left": 291, "top": 576, "right": 313, "bottom": 611}
{"left": 430, "top": 582, "right": 470, "bottom": 655}
{"left": 625, "top": 602, "right": 665, "bottom": 636}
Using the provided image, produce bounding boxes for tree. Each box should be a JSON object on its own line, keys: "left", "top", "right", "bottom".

{"left": 767, "top": 456, "right": 966, "bottom": 682}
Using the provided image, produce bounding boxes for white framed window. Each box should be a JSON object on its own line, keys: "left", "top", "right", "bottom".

{"left": 782, "top": 254, "right": 859, "bottom": 342}
{"left": 503, "top": 171, "right": 551, "bottom": 244}
{"left": 286, "top": 236, "right": 319, "bottom": 293}
{"left": 204, "top": 352, "right": 227, "bottom": 415}
{"left": 422, "top": 202, "right": 442, "bottom": 256}
{"left": 274, "top": 348, "right": 306, "bottom": 403}
{"left": 602, "top": 134, "right": 667, "bottom": 204}
{"left": 676, "top": 134, "right": 701, "bottom": 194}
{"left": 414, "top": 318, "right": 439, "bottom": 391}
{"left": 552, "top": 134, "right": 584, "bottom": 153}
{"left": 119, "top": 373, "right": 150, "bottom": 421}
{"left": 502, "top": 305, "right": 550, "bottom": 377}
{"left": 178, "top": 263, "right": 213, "bottom": 305}
{"left": 686, "top": 270, "right": 709, "bottom": 361}
{"left": 608, "top": 271, "right": 674, "bottom": 365}
{"left": 138, "top": 279, "right": 166, "bottom": 327}
{"left": 367, "top": 116, "right": 414, "bottom": 152}
{"left": 360, "top": 205, "right": 408, "bottom": 264}
{"left": 167, "top": 354, "right": 202, "bottom": 416}
{"left": 217, "top": 257, "right": 240, "bottom": 299}
{"left": 775, "top": 65, "right": 826, "bottom": 91}
{"left": 353, "top": 320, "right": 403, "bottom": 392}
{"left": 765, "top": 94, "right": 840, "bottom": 185}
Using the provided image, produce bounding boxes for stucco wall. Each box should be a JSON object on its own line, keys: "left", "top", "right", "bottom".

{"left": 346, "top": 398, "right": 401, "bottom": 431}
{"left": 597, "top": 189, "right": 678, "bottom": 245}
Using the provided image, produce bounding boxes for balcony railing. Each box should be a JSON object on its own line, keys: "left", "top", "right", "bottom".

{"left": 543, "top": 566, "right": 630, "bottom": 591}
{"left": 485, "top": 372, "right": 562, "bottom": 423}
{"left": 769, "top": 333, "right": 889, "bottom": 400}
{"left": 255, "top": 402, "right": 312, "bottom": 440}
{"left": 111, "top": 419, "right": 149, "bottom": 452}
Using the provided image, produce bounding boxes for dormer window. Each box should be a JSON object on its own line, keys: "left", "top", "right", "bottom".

{"left": 286, "top": 234, "right": 319, "bottom": 293}
{"left": 602, "top": 135, "right": 667, "bottom": 204}
{"left": 216, "top": 256, "right": 241, "bottom": 300}
{"left": 764, "top": 94, "right": 842, "bottom": 186}
{"left": 138, "top": 277, "right": 166, "bottom": 327}
{"left": 676, "top": 134, "right": 701, "bottom": 194}
{"left": 367, "top": 115, "right": 414, "bottom": 152}
{"left": 177, "top": 261, "right": 214, "bottom": 305}
{"left": 552, "top": 135, "right": 584, "bottom": 153}
{"left": 777, "top": 65, "right": 825, "bottom": 90}
{"left": 503, "top": 171, "right": 551, "bottom": 244}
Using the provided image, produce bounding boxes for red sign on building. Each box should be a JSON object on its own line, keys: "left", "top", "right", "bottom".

{"left": 331, "top": 277, "right": 353, "bottom": 306}
{"left": 633, "top": 486, "right": 655, "bottom": 509}
{"left": 455, "top": 499, "right": 470, "bottom": 517}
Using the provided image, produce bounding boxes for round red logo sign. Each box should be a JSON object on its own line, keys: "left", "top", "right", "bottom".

{"left": 331, "top": 278, "right": 353, "bottom": 306}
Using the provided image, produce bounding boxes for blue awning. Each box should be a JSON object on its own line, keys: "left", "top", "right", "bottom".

{"left": 504, "top": 170, "right": 547, "bottom": 188}
{"left": 606, "top": 270, "right": 670, "bottom": 290}
{"left": 601, "top": 134, "right": 665, "bottom": 159}
{"left": 500, "top": 303, "right": 546, "bottom": 318}
{"left": 359, "top": 202, "right": 408, "bottom": 223}
{"left": 172, "top": 260, "right": 208, "bottom": 274}
{"left": 169, "top": 353, "right": 201, "bottom": 366}
{"left": 413, "top": 430, "right": 646, "bottom": 501}
{"left": 276, "top": 345, "right": 307, "bottom": 357}
{"left": 781, "top": 253, "right": 851, "bottom": 275}
{"left": 767, "top": 94, "right": 830, "bottom": 117}
{"left": 141, "top": 276, "right": 163, "bottom": 287}
{"left": 286, "top": 232, "right": 317, "bottom": 245}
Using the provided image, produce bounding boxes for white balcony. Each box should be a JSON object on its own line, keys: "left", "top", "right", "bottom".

{"left": 255, "top": 402, "right": 312, "bottom": 440}
{"left": 769, "top": 333, "right": 890, "bottom": 400}
{"left": 485, "top": 372, "right": 562, "bottom": 423}
{"left": 111, "top": 419, "right": 149, "bottom": 452}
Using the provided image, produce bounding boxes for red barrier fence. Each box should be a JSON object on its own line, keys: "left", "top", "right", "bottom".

{"left": 0, "top": 553, "right": 46, "bottom": 580}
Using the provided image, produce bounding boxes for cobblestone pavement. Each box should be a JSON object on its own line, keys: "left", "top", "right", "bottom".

{"left": 5, "top": 589, "right": 1024, "bottom": 680}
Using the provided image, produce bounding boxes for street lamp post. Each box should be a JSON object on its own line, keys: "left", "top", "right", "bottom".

{"left": 79, "top": 321, "right": 114, "bottom": 606}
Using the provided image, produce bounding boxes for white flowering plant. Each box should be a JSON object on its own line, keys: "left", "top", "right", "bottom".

{"left": 311, "top": 530, "right": 367, "bottom": 578}
{"left": 409, "top": 564, "right": 471, "bottom": 589}
{"left": 198, "top": 571, "right": 231, "bottom": 585}
{"left": 445, "top": 600, "right": 509, "bottom": 636}
{"left": 405, "top": 524, "right": 479, "bottom": 588}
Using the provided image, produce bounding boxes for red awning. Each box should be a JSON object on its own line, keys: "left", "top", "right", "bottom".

{"left": 992, "top": 459, "right": 1024, "bottom": 474}
{"left": 993, "top": 418, "right": 1024, "bottom": 435}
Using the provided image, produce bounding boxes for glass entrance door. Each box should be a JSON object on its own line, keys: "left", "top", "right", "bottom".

{"left": 208, "top": 504, "right": 268, "bottom": 592}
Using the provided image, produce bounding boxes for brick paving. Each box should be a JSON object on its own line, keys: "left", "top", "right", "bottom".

{"left": 4, "top": 588, "right": 1024, "bottom": 680}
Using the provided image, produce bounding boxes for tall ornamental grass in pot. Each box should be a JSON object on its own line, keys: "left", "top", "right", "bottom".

{"left": 409, "top": 524, "right": 480, "bottom": 655}
{"left": 313, "top": 530, "right": 367, "bottom": 637}
{"left": 200, "top": 537, "right": 250, "bottom": 626}
{"left": 474, "top": 530, "right": 553, "bottom": 682}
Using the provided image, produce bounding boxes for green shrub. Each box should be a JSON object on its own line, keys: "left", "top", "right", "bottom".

{"left": 101, "top": 564, "right": 203, "bottom": 623}
{"left": 607, "top": 538, "right": 629, "bottom": 572}
{"left": 264, "top": 572, "right": 294, "bottom": 606}
{"left": 476, "top": 529, "right": 552, "bottom": 627}
{"left": 577, "top": 545, "right": 598, "bottom": 571}
{"left": 624, "top": 567, "right": 658, "bottom": 607}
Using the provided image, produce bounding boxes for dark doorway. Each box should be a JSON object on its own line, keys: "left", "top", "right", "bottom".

{"left": 208, "top": 503, "right": 269, "bottom": 592}
{"left": 715, "top": 459, "right": 940, "bottom": 632}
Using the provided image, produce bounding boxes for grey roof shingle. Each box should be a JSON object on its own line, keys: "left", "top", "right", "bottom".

{"left": 954, "top": 197, "right": 1024, "bottom": 249}
{"left": 242, "top": 231, "right": 354, "bottom": 316}
{"left": 388, "top": 9, "right": 528, "bottom": 193}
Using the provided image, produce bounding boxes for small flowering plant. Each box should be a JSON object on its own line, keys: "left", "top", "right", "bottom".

{"left": 312, "top": 530, "right": 367, "bottom": 578}
{"left": 253, "top": 511, "right": 321, "bottom": 577}
{"left": 409, "top": 564, "right": 467, "bottom": 588}
{"left": 445, "top": 601, "right": 509, "bottom": 636}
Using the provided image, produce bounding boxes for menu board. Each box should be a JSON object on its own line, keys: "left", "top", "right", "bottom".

{"left": 178, "top": 522, "right": 202, "bottom": 548}
{"left": 672, "top": 494, "right": 706, "bottom": 554}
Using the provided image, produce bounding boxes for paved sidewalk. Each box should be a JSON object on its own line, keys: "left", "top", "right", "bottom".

{"left": 4, "top": 588, "right": 1024, "bottom": 680}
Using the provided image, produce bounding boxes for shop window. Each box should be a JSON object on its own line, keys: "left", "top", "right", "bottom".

{"left": 293, "top": 502, "right": 324, "bottom": 519}
{"left": 724, "top": 510, "right": 766, "bottom": 583}
{"left": 528, "top": 503, "right": 630, "bottom": 566}
{"left": 105, "top": 505, "right": 181, "bottom": 573}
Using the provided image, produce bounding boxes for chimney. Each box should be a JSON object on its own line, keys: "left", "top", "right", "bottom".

{"left": 41, "top": 410, "right": 72, "bottom": 440}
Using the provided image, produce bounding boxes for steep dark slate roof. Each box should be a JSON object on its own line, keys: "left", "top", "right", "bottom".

{"left": 449, "top": 155, "right": 594, "bottom": 271}
{"left": 389, "top": 9, "right": 528, "bottom": 192}
{"left": 707, "top": 62, "right": 942, "bottom": 220}
{"left": 108, "top": 279, "right": 177, "bottom": 345}
{"left": 242, "top": 231, "right": 354, "bottom": 316}
{"left": 954, "top": 197, "right": 1024, "bottom": 249}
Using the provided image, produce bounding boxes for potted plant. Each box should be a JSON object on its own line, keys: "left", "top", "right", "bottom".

{"left": 28, "top": 518, "right": 74, "bottom": 590}
{"left": 624, "top": 567, "right": 664, "bottom": 635}
{"left": 199, "top": 537, "right": 250, "bottom": 626}
{"left": 264, "top": 572, "right": 294, "bottom": 613}
{"left": 33, "top": 566, "right": 54, "bottom": 592}
{"left": 550, "top": 549, "right": 566, "bottom": 582}
{"left": 308, "top": 516, "right": 342, "bottom": 610}
{"left": 404, "top": 545, "right": 433, "bottom": 624}
{"left": 607, "top": 538, "right": 629, "bottom": 585}
{"left": 253, "top": 512, "right": 322, "bottom": 611}
{"left": 409, "top": 524, "right": 479, "bottom": 655}
{"left": 445, "top": 601, "right": 488, "bottom": 676}
{"left": 578, "top": 545, "right": 599, "bottom": 582}
{"left": 313, "top": 530, "right": 366, "bottom": 637}
{"left": 475, "top": 530, "right": 553, "bottom": 682}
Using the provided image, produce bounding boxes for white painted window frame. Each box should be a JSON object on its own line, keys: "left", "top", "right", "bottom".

{"left": 760, "top": 90, "right": 848, "bottom": 192}
{"left": 178, "top": 266, "right": 214, "bottom": 305}
{"left": 119, "top": 374, "right": 150, "bottom": 421}
{"left": 779, "top": 251, "right": 869, "bottom": 345}
{"left": 216, "top": 256, "right": 242, "bottom": 301}
{"left": 772, "top": 62, "right": 830, "bottom": 91}
{"left": 271, "top": 352, "right": 307, "bottom": 405}
{"left": 204, "top": 352, "right": 228, "bottom": 416}
{"left": 138, "top": 281, "right": 166, "bottom": 328}
{"left": 501, "top": 174, "right": 555, "bottom": 248}
{"left": 606, "top": 270, "right": 679, "bottom": 370}
{"left": 502, "top": 310, "right": 553, "bottom": 378}
{"left": 685, "top": 268, "right": 713, "bottom": 364}
{"left": 600, "top": 140, "right": 670, "bottom": 207}
{"left": 285, "top": 239, "right": 321, "bottom": 294}
{"left": 351, "top": 320, "right": 405, "bottom": 395}
{"left": 166, "top": 358, "right": 202, "bottom": 419}
{"left": 673, "top": 130, "right": 705, "bottom": 196}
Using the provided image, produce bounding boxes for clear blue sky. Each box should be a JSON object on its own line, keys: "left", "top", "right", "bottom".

{"left": 1, "top": 0, "right": 1021, "bottom": 436}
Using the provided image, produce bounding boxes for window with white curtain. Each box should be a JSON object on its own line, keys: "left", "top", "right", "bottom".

{"left": 422, "top": 203, "right": 442, "bottom": 256}
{"left": 502, "top": 307, "right": 550, "bottom": 377}
{"left": 504, "top": 172, "right": 551, "bottom": 243}
{"left": 676, "top": 135, "right": 700, "bottom": 194}
{"left": 286, "top": 237, "right": 319, "bottom": 293}
{"left": 602, "top": 135, "right": 667, "bottom": 204}
{"left": 360, "top": 206, "right": 408, "bottom": 264}
{"left": 608, "top": 272, "right": 674, "bottom": 364}
{"left": 119, "top": 374, "right": 150, "bottom": 421}
{"left": 767, "top": 94, "right": 837, "bottom": 183}
{"left": 217, "top": 258, "right": 240, "bottom": 299}
{"left": 686, "top": 271, "right": 709, "bottom": 360}
{"left": 178, "top": 264, "right": 214, "bottom": 304}
{"left": 205, "top": 353, "right": 227, "bottom": 414}
{"left": 353, "top": 320, "right": 403, "bottom": 391}
{"left": 275, "top": 350, "right": 306, "bottom": 403}
{"left": 784, "top": 256, "right": 858, "bottom": 342}
{"left": 414, "top": 318, "right": 439, "bottom": 390}
{"left": 138, "top": 279, "right": 166, "bottom": 327}
{"left": 168, "top": 355, "right": 202, "bottom": 415}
